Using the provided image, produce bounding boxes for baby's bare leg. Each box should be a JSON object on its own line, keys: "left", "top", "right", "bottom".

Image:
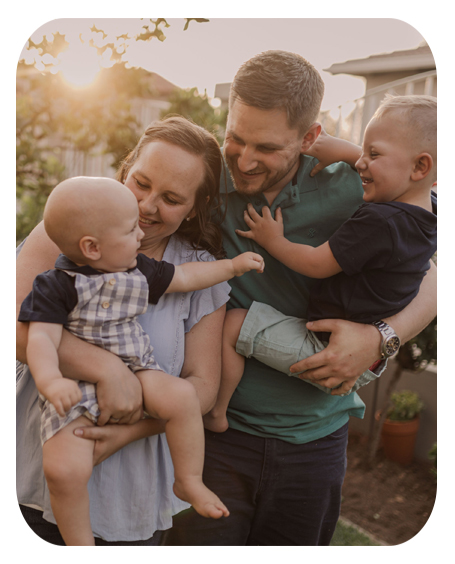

{"left": 42, "top": 416, "right": 96, "bottom": 546}
{"left": 136, "top": 369, "right": 229, "bottom": 519}
{"left": 204, "top": 308, "right": 248, "bottom": 433}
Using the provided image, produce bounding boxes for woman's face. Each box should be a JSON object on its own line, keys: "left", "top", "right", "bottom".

{"left": 124, "top": 140, "right": 205, "bottom": 252}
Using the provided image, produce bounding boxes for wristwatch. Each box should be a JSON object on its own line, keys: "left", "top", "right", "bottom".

{"left": 371, "top": 320, "right": 401, "bottom": 359}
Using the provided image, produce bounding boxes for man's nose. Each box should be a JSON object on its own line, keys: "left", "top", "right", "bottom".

{"left": 237, "top": 146, "right": 259, "bottom": 172}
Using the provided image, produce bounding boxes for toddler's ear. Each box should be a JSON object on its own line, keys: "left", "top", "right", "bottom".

{"left": 79, "top": 236, "right": 101, "bottom": 260}
{"left": 411, "top": 153, "right": 433, "bottom": 180}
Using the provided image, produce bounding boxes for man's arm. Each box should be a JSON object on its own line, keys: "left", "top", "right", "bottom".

{"left": 291, "top": 260, "right": 437, "bottom": 394}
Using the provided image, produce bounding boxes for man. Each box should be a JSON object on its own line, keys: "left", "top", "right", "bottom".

{"left": 164, "top": 50, "right": 437, "bottom": 545}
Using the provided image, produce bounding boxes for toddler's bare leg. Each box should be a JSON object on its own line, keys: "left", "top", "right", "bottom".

{"left": 204, "top": 308, "right": 248, "bottom": 433}
{"left": 42, "top": 416, "right": 96, "bottom": 545}
{"left": 136, "top": 370, "right": 229, "bottom": 519}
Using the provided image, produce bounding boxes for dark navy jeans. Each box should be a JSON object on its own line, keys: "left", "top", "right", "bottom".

{"left": 163, "top": 423, "right": 349, "bottom": 546}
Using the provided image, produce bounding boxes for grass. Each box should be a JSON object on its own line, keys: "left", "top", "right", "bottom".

{"left": 330, "top": 518, "right": 383, "bottom": 546}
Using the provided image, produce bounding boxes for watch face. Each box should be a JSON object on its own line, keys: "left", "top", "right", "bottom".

{"left": 385, "top": 336, "right": 400, "bottom": 356}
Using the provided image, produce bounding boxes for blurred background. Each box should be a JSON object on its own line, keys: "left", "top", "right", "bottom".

{"left": 16, "top": 18, "right": 436, "bottom": 244}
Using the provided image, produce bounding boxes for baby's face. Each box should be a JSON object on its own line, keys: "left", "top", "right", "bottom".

{"left": 355, "top": 114, "right": 417, "bottom": 204}
{"left": 96, "top": 203, "right": 144, "bottom": 273}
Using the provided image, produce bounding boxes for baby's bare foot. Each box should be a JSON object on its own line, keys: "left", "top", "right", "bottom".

{"left": 203, "top": 411, "right": 229, "bottom": 433}
{"left": 174, "top": 479, "right": 229, "bottom": 519}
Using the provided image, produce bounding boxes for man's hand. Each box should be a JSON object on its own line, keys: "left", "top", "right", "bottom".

{"left": 231, "top": 251, "right": 265, "bottom": 276}
{"left": 236, "top": 204, "right": 285, "bottom": 251}
{"left": 42, "top": 378, "right": 82, "bottom": 417}
{"left": 290, "top": 318, "right": 381, "bottom": 395}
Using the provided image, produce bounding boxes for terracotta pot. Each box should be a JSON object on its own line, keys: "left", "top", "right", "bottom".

{"left": 376, "top": 411, "right": 420, "bottom": 465}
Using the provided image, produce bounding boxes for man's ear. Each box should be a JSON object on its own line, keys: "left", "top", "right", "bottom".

{"left": 411, "top": 153, "right": 433, "bottom": 181}
{"left": 300, "top": 123, "right": 322, "bottom": 153}
{"left": 79, "top": 236, "right": 101, "bottom": 261}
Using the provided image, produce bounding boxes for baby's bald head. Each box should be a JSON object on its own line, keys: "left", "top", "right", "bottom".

{"left": 44, "top": 177, "right": 138, "bottom": 263}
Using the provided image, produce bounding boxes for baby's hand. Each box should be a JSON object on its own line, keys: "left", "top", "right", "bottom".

{"left": 236, "top": 204, "right": 284, "bottom": 250}
{"left": 42, "top": 378, "right": 82, "bottom": 417}
{"left": 231, "top": 252, "right": 265, "bottom": 277}
{"left": 304, "top": 126, "right": 361, "bottom": 176}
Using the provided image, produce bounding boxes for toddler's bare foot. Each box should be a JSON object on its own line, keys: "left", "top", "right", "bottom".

{"left": 174, "top": 478, "right": 229, "bottom": 519}
{"left": 203, "top": 410, "right": 229, "bottom": 433}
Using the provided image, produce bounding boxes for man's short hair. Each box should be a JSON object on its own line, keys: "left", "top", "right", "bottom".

{"left": 229, "top": 50, "right": 325, "bottom": 136}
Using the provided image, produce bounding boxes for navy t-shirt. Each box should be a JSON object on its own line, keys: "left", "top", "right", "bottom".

{"left": 307, "top": 201, "right": 437, "bottom": 327}
{"left": 18, "top": 253, "right": 175, "bottom": 325}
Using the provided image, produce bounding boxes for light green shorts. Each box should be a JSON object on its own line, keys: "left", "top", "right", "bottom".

{"left": 236, "top": 301, "right": 385, "bottom": 395}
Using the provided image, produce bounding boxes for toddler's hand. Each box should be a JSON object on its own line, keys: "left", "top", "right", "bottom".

{"left": 43, "top": 378, "right": 82, "bottom": 417}
{"left": 236, "top": 204, "right": 284, "bottom": 250}
{"left": 231, "top": 252, "right": 265, "bottom": 276}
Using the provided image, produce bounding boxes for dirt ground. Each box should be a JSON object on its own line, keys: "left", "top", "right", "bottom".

{"left": 341, "top": 432, "right": 437, "bottom": 546}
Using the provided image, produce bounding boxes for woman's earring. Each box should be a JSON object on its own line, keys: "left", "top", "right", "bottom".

{"left": 186, "top": 217, "right": 191, "bottom": 221}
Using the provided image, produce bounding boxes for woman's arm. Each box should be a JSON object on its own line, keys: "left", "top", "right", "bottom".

{"left": 16, "top": 222, "right": 143, "bottom": 425}
{"left": 180, "top": 304, "right": 226, "bottom": 414}
{"left": 291, "top": 261, "right": 437, "bottom": 394}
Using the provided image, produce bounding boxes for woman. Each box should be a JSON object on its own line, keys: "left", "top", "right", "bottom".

{"left": 16, "top": 116, "right": 230, "bottom": 545}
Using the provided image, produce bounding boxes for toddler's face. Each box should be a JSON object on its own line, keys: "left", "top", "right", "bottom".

{"left": 96, "top": 203, "right": 144, "bottom": 273}
{"left": 355, "top": 114, "right": 416, "bottom": 204}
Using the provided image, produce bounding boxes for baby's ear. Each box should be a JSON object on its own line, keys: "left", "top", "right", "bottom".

{"left": 79, "top": 236, "right": 101, "bottom": 261}
{"left": 411, "top": 153, "right": 433, "bottom": 180}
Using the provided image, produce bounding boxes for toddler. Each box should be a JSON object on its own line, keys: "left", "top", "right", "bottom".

{"left": 19, "top": 177, "right": 264, "bottom": 544}
{"left": 204, "top": 94, "right": 437, "bottom": 433}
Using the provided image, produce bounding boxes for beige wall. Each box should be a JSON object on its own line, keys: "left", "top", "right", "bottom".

{"left": 349, "top": 359, "right": 437, "bottom": 461}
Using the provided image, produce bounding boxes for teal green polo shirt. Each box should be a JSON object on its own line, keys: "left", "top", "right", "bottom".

{"left": 221, "top": 154, "right": 366, "bottom": 444}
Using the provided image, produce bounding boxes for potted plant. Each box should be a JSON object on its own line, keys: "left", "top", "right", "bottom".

{"left": 368, "top": 314, "right": 436, "bottom": 465}
{"left": 378, "top": 390, "right": 424, "bottom": 465}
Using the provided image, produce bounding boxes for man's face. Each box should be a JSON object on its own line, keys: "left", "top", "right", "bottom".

{"left": 224, "top": 99, "right": 304, "bottom": 203}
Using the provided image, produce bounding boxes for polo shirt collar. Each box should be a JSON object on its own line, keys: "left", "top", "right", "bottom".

{"left": 225, "top": 154, "right": 319, "bottom": 209}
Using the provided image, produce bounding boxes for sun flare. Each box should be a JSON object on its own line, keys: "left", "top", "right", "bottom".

{"left": 57, "top": 42, "right": 101, "bottom": 87}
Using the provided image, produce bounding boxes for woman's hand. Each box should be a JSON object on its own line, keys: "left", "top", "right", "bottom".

{"left": 74, "top": 418, "right": 166, "bottom": 465}
{"left": 94, "top": 358, "right": 144, "bottom": 426}
{"left": 290, "top": 318, "right": 381, "bottom": 395}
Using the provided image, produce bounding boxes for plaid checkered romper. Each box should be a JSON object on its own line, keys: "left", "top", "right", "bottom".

{"left": 39, "top": 268, "right": 161, "bottom": 444}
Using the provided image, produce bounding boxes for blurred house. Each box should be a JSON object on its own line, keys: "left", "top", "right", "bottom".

{"left": 17, "top": 65, "right": 178, "bottom": 178}
{"left": 322, "top": 42, "right": 436, "bottom": 142}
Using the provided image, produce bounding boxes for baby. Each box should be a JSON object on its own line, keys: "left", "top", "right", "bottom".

{"left": 204, "top": 94, "right": 437, "bottom": 433}
{"left": 19, "top": 177, "right": 264, "bottom": 545}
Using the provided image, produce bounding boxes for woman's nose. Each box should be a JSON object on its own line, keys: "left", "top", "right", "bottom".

{"left": 140, "top": 194, "right": 158, "bottom": 215}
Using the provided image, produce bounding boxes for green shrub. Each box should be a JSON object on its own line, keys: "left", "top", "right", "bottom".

{"left": 386, "top": 390, "right": 424, "bottom": 421}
